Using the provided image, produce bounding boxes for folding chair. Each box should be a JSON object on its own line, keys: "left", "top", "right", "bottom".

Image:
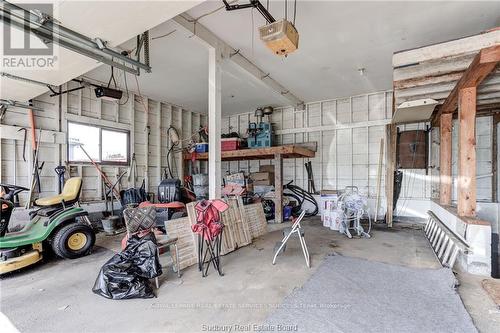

{"left": 197, "top": 227, "right": 224, "bottom": 277}
{"left": 192, "top": 200, "right": 227, "bottom": 277}
{"left": 123, "top": 206, "right": 181, "bottom": 288}
{"left": 272, "top": 210, "right": 310, "bottom": 268}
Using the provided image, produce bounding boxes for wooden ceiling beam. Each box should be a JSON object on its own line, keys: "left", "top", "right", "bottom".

{"left": 440, "top": 45, "right": 500, "bottom": 115}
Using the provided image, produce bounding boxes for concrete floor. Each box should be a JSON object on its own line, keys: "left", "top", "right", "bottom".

{"left": 1, "top": 217, "right": 499, "bottom": 332}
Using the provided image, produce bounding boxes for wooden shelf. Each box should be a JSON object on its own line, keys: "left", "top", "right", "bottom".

{"left": 183, "top": 144, "right": 315, "bottom": 224}
{"left": 184, "top": 145, "right": 315, "bottom": 161}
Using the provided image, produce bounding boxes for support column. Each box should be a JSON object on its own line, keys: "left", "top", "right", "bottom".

{"left": 385, "top": 124, "right": 397, "bottom": 227}
{"left": 208, "top": 47, "right": 222, "bottom": 199}
{"left": 274, "top": 153, "right": 283, "bottom": 223}
{"left": 457, "top": 87, "right": 477, "bottom": 217}
{"left": 492, "top": 114, "right": 499, "bottom": 203}
{"left": 439, "top": 113, "right": 453, "bottom": 206}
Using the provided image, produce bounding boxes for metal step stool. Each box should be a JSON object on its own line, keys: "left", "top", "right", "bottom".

{"left": 272, "top": 210, "right": 310, "bottom": 268}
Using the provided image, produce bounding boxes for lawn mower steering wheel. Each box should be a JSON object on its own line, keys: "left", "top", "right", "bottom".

{"left": 0, "top": 183, "right": 29, "bottom": 202}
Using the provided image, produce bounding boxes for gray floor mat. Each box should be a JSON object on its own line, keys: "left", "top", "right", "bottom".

{"left": 265, "top": 254, "right": 477, "bottom": 333}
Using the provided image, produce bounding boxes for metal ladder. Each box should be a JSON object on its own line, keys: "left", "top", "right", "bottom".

{"left": 425, "top": 211, "right": 470, "bottom": 269}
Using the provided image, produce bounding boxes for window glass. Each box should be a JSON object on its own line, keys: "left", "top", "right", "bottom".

{"left": 68, "top": 122, "right": 128, "bottom": 164}
{"left": 102, "top": 130, "right": 128, "bottom": 163}
{"left": 68, "top": 123, "right": 100, "bottom": 162}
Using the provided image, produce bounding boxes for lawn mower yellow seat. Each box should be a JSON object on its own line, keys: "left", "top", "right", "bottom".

{"left": 35, "top": 177, "right": 83, "bottom": 207}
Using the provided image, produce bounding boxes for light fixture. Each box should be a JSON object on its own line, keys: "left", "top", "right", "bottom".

{"left": 94, "top": 86, "right": 123, "bottom": 100}
{"left": 393, "top": 99, "right": 438, "bottom": 124}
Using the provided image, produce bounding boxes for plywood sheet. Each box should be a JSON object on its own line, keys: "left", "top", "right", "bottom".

{"left": 244, "top": 203, "right": 268, "bottom": 239}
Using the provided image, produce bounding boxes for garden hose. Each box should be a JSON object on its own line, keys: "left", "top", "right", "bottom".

{"left": 283, "top": 181, "right": 318, "bottom": 217}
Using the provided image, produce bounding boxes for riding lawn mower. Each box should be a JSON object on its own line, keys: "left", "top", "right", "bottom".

{"left": 0, "top": 177, "right": 95, "bottom": 274}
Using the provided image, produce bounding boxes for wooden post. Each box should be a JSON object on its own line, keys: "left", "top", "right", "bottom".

{"left": 439, "top": 113, "right": 453, "bottom": 206}
{"left": 156, "top": 102, "right": 162, "bottom": 183}
{"left": 144, "top": 98, "right": 150, "bottom": 193}
{"left": 374, "top": 138, "right": 384, "bottom": 223}
{"left": 208, "top": 47, "right": 222, "bottom": 199}
{"left": 457, "top": 87, "right": 477, "bottom": 217}
{"left": 274, "top": 153, "right": 283, "bottom": 223}
{"left": 129, "top": 95, "right": 136, "bottom": 188}
{"left": 492, "top": 114, "right": 499, "bottom": 203}
{"left": 385, "top": 124, "right": 397, "bottom": 227}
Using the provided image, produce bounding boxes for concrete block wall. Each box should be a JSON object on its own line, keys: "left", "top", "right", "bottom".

{"left": 452, "top": 116, "right": 494, "bottom": 202}
{"left": 430, "top": 116, "right": 494, "bottom": 203}
{"left": 0, "top": 79, "right": 206, "bottom": 203}
{"left": 221, "top": 90, "right": 435, "bottom": 218}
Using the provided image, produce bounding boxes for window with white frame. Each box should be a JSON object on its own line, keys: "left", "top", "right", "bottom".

{"left": 68, "top": 122, "right": 129, "bottom": 164}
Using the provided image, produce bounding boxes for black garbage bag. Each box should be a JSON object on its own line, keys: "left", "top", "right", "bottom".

{"left": 92, "top": 232, "right": 162, "bottom": 300}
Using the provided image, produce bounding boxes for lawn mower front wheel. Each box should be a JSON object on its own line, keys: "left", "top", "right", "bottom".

{"left": 51, "top": 223, "right": 96, "bottom": 259}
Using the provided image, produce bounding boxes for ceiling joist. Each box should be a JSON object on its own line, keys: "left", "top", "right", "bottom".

{"left": 172, "top": 13, "right": 304, "bottom": 109}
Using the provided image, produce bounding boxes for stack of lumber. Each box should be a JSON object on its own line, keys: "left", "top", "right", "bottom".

{"left": 164, "top": 216, "right": 198, "bottom": 270}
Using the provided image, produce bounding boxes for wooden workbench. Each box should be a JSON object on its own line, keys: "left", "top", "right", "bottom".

{"left": 184, "top": 145, "right": 316, "bottom": 223}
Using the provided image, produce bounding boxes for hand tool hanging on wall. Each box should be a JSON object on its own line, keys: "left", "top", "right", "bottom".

{"left": 304, "top": 161, "right": 316, "bottom": 194}
{"left": 27, "top": 104, "right": 44, "bottom": 193}
{"left": 26, "top": 129, "right": 42, "bottom": 208}
{"left": 0, "top": 104, "right": 6, "bottom": 122}
{"left": 17, "top": 127, "right": 27, "bottom": 162}
{"left": 127, "top": 153, "right": 138, "bottom": 186}
{"left": 54, "top": 165, "right": 66, "bottom": 194}
{"left": 78, "top": 144, "right": 121, "bottom": 200}
{"left": 165, "top": 126, "right": 180, "bottom": 179}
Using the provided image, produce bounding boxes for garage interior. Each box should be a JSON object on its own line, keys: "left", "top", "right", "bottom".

{"left": 1, "top": 1, "right": 500, "bottom": 332}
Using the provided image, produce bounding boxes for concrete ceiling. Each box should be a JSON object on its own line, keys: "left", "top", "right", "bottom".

{"left": 79, "top": 1, "right": 500, "bottom": 115}
{"left": 0, "top": 0, "right": 203, "bottom": 101}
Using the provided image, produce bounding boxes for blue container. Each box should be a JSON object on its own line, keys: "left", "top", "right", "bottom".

{"left": 284, "top": 206, "right": 292, "bottom": 220}
{"left": 195, "top": 143, "right": 209, "bottom": 153}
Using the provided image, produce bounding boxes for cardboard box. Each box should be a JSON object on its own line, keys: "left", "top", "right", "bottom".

{"left": 320, "top": 190, "right": 338, "bottom": 195}
{"left": 253, "top": 185, "right": 274, "bottom": 195}
{"left": 320, "top": 194, "right": 340, "bottom": 231}
{"left": 259, "top": 164, "right": 275, "bottom": 173}
{"left": 225, "top": 172, "right": 247, "bottom": 188}
{"left": 253, "top": 179, "right": 274, "bottom": 186}
{"left": 226, "top": 172, "right": 245, "bottom": 182}
{"left": 250, "top": 172, "right": 274, "bottom": 181}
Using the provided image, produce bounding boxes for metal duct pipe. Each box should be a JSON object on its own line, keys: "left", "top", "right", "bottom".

{"left": 0, "top": 0, "right": 151, "bottom": 74}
